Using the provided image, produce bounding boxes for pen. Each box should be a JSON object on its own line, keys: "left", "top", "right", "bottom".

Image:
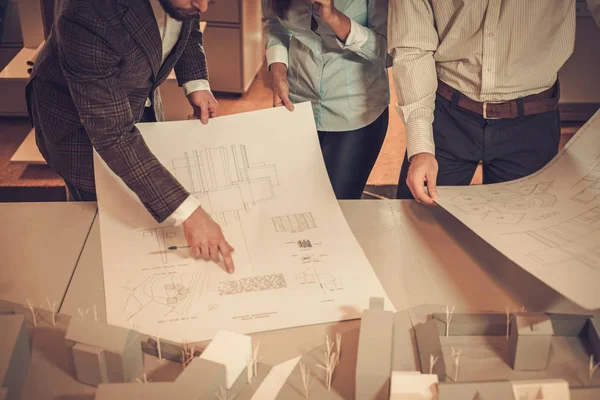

{"left": 168, "top": 245, "right": 190, "bottom": 250}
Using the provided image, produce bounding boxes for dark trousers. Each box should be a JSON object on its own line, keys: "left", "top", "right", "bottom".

{"left": 319, "top": 108, "right": 389, "bottom": 199}
{"left": 66, "top": 106, "right": 157, "bottom": 202}
{"left": 396, "top": 94, "right": 561, "bottom": 198}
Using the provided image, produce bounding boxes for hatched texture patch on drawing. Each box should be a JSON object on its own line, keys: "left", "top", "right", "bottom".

{"left": 218, "top": 274, "right": 287, "bottom": 295}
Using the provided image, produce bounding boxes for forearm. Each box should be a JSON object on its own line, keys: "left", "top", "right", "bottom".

{"left": 326, "top": 10, "right": 352, "bottom": 43}
{"left": 391, "top": 49, "right": 437, "bottom": 159}
{"left": 175, "top": 17, "right": 209, "bottom": 85}
{"left": 330, "top": 0, "right": 389, "bottom": 65}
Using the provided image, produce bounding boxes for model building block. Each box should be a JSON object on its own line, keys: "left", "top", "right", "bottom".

{"left": 414, "top": 320, "right": 446, "bottom": 381}
{"left": 511, "top": 379, "right": 570, "bottom": 400}
{"left": 95, "top": 382, "right": 197, "bottom": 400}
{"left": 197, "top": 330, "right": 252, "bottom": 389}
{"left": 587, "top": 316, "right": 600, "bottom": 360}
{"left": 433, "top": 313, "right": 506, "bottom": 336}
{"left": 355, "top": 297, "right": 394, "bottom": 399}
{"left": 390, "top": 371, "right": 438, "bottom": 400}
{"left": 0, "top": 315, "right": 30, "bottom": 400}
{"left": 175, "top": 355, "right": 227, "bottom": 397}
{"left": 64, "top": 318, "right": 143, "bottom": 386}
{"left": 546, "top": 313, "right": 591, "bottom": 336}
{"left": 437, "top": 381, "right": 515, "bottom": 400}
{"left": 392, "top": 310, "right": 418, "bottom": 371}
{"left": 509, "top": 313, "right": 554, "bottom": 371}
{"left": 251, "top": 356, "right": 301, "bottom": 400}
{"left": 571, "top": 387, "right": 600, "bottom": 400}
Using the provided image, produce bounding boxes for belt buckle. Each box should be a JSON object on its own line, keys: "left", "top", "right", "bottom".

{"left": 483, "top": 101, "right": 503, "bottom": 120}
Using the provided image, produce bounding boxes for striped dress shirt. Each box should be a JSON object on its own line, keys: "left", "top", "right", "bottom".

{"left": 388, "top": 0, "right": 600, "bottom": 160}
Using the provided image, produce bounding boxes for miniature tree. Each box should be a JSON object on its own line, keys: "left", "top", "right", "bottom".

{"left": 215, "top": 386, "right": 233, "bottom": 400}
{"left": 155, "top": 334, "right": 163, "bottom": 362}
{"left": 299, "top": 361, "right": 314, "bottom": 398}
{"left": 335, "top": 333, "right": 342, "bottom": 365}
{"left": 246, "top": 341, "right": 261, "bottom": 383}
{"left": 45, "top": 297, "right": 58, "bottom": 327}
{"left": 316, "top": 352, "right": 337, "bottom": 391}
{"left": 77, "top": 307, "right": 89, "bottom": 319}
{"left": 450, "top": 347, "right": 462, "bottom": 382}
{"left": 429, "top": 354, "right": 439, "bottom": 375}
{"left": 180, "top": 342, "right": 196, "bottom": 370}
{"left": 135, "top": 373, "right": 149, "bottom": 384}
{"left": 505, "top": 306, "right": 511, "bottom": 340}
{"left": 445, "top": 305, "right": 456, "bottom": 337}
{"left": 590, "top": 355, "right": 600, "bottom": 386}
{"left": 26, "top": 298, "right": 37, "bottom": 327}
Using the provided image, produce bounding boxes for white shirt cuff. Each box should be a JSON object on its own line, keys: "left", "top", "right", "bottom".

{"left": 266, "top": 45, "right": 289, "bottom": 68}
{"left": 183, "top": 79, "right": 211, "bottom": 96}
{"left": 401, "top": 110, "right": 436, "bottom": 161}
{"left": 168, "top": 195, "right": 201, "bottom": 226}
{"left": 336, "top": 19, "right": 369, "bottom": 52}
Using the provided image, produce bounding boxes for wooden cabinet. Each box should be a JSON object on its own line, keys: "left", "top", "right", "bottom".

{"left": 201, "top": 0, "right": 263, "bottom": 94}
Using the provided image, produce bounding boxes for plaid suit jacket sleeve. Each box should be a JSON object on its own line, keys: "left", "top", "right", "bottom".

{"left": 174, "top": 16, "right": 209, "bottom": 85}
{"left": 57, "top": 5, "right": 189, "bottom": 222}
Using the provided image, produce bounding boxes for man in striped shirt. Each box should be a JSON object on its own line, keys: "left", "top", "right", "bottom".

{"left": 389, "top": 0, "right": 600, "bottom": 205}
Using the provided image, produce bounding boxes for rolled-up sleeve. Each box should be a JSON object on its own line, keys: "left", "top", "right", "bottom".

{"left": 335, "top": 0, "right": 390, "bottom": 67}
{"left": 388, "top": 0, "right": 439, "bottom": 159}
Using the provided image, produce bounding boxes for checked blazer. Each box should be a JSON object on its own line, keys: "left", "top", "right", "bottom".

{"left": 27, "top": 0, "right": 209, "bottom": 222}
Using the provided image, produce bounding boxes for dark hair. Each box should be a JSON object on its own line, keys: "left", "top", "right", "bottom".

{"left": 271, "top": 0, "right": 292, "bottom": 19}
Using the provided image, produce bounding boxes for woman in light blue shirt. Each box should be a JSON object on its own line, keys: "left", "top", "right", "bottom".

{"left": 263, "top": 0, "right": 390, "bottom": 199}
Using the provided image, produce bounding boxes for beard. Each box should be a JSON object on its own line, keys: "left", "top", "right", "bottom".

{"left": 158, "top": 0, "right": 197, "bottom": 21}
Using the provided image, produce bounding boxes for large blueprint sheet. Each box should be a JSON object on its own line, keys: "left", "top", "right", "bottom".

{"left": 436, "top": 110, "right": 600, "bottom": 310}
{"left": 94, "top": 103, "right": 393, "bottom": 342}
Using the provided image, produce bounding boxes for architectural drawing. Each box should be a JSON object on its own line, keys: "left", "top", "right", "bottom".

{"left": 140, "top": 227, "right": 180, "bottom": 264}
{"left": 166, "top": 145, "right": 279, "bottom": 226}
{"left": 436, "top": 109, "right": 600, "bottom": 309}
{"left": 295, "top": 268, "right": 343, "bottom": 294}
{"left": 94, "top": 103, "right": 393, "bottom": 342}
{"left": 571, "top": 161, "right": 600, "bottom": 204}
{"left": 272, "top": 212, "right": 317, "bottom": 233}
{"left": 448, "top": 181, "right": 556, "bottom": 224}
{"left": 523, "top": 206, "right": 600, "bottom": 268}
{"left": 122, "top": 269, "right": 208, "bottom": 321}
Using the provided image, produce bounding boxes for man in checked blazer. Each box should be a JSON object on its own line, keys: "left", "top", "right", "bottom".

{"left": 26, "top": 0, "right": 236, "bottom": 272}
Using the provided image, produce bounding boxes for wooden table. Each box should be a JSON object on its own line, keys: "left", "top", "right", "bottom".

{"left": 4, "top": 200, "right": 595, "bottom": 399}
{"left": 0, "top": 201, "right": 97, "bottom": 308}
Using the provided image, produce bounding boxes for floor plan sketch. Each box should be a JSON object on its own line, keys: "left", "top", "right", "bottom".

{"left": 448, "top": 181, "right": 557, "bottom": 224}
{"left": 436, "top": 109, "right": 600, "bottom": 309}
{"left": 166, "top": 145, "right": 279, "bottom": 226}
{"left": 520, "top": 206, "right": 600, "bottom": 269}
{"left": 272, "top": 212, "right": 317, "bottom": 233}
{"left": 94, "top": 103, "right": 393, "bottom": 342}
{"left": 122, "top": 269, "right": 207, "bottom": 322}
{"left": 571, "top": 161, "right": 600, "bottom": 204}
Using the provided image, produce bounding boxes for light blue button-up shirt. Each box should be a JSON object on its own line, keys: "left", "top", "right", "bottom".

{"left": 263, "top": 0, "right": 391, "bottom": 132}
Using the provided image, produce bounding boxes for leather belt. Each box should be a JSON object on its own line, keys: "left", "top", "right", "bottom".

{"left": 436, "top": 80, "right": 559, "bottom": 120}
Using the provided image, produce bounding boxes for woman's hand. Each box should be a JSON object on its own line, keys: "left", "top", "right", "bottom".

{"left": 312, "top": 0, "right": 350, "bottom": 42}
{"left": 312, "top": 0, "right": 337, "bottom": 23}
{"left": 270, "top": 63, "right": 294, "bottom": 111}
